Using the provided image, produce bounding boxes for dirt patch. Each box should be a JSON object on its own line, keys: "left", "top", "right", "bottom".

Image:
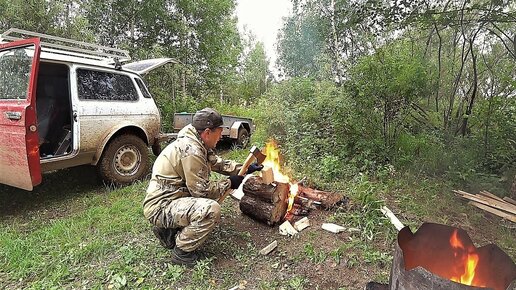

{"left": 203, "top": 201, "right": 391, "bottom": 289}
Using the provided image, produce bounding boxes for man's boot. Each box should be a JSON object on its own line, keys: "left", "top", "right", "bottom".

{"left": 152, "top": 227, "right": 178, "bottom": 249}
{"left": 171, "top": 246, "right": 200, "bottom": 267}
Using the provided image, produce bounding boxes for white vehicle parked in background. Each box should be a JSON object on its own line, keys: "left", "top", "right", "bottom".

{"left": 0, "top": 28, "right": 176, "bottom": 190}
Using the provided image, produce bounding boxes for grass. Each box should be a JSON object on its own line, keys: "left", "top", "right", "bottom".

{"left": 0, "top": 148, "right": 514, "bottom": 289}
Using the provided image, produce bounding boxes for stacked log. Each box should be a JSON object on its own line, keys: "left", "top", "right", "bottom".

{"left": 239, "top": 177, "right": 347, "bottom": 225}
{"left": 239, "top": 176, "right": 289, "bottom": 226}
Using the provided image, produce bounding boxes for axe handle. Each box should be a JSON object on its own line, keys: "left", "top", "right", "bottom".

{"left": 237, "top": 152, "right": 256, "bottom": 176}
{"left": 218, "top": 152, "right": 255, "bottom": 203}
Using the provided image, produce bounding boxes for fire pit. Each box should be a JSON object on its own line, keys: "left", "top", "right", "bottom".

{"left": 388, "top": 223, "right": 516, "bottom": 290}
{"left": 237, "top": 141, "right": 345, "bottom": 226}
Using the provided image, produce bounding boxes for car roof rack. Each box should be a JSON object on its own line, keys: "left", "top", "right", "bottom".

{"left": 0, "top": 28, "right": 131, "bottom": 63}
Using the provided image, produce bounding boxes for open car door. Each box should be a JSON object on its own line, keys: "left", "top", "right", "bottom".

{"left": 0, "top": 38, "right": 41, "bottom": 190}
{"left": 122, "top": 58, "right": 177, "bottom": 75}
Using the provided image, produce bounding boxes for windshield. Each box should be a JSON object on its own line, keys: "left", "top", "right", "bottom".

{"left": 0, "top": 45, "right": 34, "bottom": 100}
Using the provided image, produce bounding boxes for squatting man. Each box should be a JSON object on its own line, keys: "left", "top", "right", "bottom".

{"left": 143, "top": 108, "right": 263, "bottom": 266}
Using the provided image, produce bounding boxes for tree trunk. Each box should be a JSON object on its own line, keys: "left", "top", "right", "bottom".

{"left": 460, "top": 29, "right": 481, "bottom": 136}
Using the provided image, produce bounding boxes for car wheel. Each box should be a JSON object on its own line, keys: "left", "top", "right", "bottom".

{"left": 98, "top": 134, "right": 149, "bottom": 186}
{"left": 233, "top": 128, "right": 250, "bottom": 149}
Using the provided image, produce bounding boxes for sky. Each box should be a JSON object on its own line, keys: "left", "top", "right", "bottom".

{"left": 235, "top": 0, "right": 292, "bottom": 74}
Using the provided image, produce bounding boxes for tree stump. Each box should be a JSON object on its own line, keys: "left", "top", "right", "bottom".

{"left": 239, "top": 176, "right": 289, "bottom": 226}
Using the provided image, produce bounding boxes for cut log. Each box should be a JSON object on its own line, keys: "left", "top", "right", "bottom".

{"left": 239, "top": 176, "right": 289, "bottom": 225}
{"left": 468, "top": 201, "right": 516, "bottom": 223}
{"left": 298, "top": 185, "right": 345, "bottom": 209}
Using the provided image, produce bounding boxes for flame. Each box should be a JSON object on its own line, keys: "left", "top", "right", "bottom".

{"left": 262, "top": 140, "right": 290, "bottom": 183}
{"left": 261, "top": 140, "right": 299, "bottom": 215}
{"left": 449, "top": 229, "right": 482, "bottom": 287}
{"left": 287, "top": 183, "right": 299, "bottom": 212}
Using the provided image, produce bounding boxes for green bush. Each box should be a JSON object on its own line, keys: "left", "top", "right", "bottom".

{"left": 256, "top": 78, "right": 389, "bottom": 183}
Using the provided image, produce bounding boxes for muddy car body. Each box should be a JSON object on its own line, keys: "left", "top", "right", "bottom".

{"left": 0, "top": 29, "right": 175, "bottom": 190}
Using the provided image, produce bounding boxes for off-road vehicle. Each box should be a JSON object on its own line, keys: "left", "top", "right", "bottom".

{"left": 0, "top": 29, "right": 254, "bottom": 191}
{"left": 0, "top": 29, "right": 177, "bottom": 191}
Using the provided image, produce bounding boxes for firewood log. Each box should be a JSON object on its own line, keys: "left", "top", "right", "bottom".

{"left": 239, "top": 176, "right": 289, "bottom": 225}
{"left": 297, "top": 185, "right": 345, "bottom": 209}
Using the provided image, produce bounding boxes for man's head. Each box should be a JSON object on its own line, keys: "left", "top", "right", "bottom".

{"left": 193, "top": 108, "right": 226, "bottom": 149}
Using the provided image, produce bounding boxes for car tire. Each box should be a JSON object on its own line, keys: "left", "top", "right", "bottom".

{"left": 233, "top": 128, "right": 250, "bottom": 149}
{"left": 98, "top": 134, "right": 149, "bottom": 186}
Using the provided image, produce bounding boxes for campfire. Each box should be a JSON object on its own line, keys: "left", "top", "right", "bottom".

{"left": 237, "top": 140, "right": 345, "bottom": 226}
{"left": 368, "top": 223, "right": 516, "bottom": 290}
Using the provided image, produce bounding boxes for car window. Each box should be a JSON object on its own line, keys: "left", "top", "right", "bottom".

{"left": 77, "top": 69, "right": 138, "bottom": 101}
{"left": 0, "top": 45, "right": 34, "bottom": 100}
{"left": 135, "top": 78, "right": 151, "bottom": 98}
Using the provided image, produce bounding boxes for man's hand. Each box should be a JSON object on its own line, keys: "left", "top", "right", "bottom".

{"left": 246, "top": 162, "right": 264, "bottom": 175}
{"left": 229, "top": 175, "right": 245, "bottom": 189}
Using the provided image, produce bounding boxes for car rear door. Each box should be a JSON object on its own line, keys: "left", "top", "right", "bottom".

{"left": 122, "top": 58, "right": 177, "bottom": 75}
{"left": 0, "top": 38, "right": 42, "bottom": 190}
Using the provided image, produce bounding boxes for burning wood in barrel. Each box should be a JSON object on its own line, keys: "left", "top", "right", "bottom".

{"left": 370, "top": 223, "right": 516, "bottom": 290}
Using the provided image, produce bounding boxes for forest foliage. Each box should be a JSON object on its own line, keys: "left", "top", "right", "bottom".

{"left": 0, "top": 0, "right": 514, "bottom": 190}
{"left": 271, "top": 0, "right": 515, "bottom": 191}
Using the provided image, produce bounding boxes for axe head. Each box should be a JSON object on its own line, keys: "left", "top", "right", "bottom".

{"left": 250, "top": 145, "right": 266, "bottom": 164}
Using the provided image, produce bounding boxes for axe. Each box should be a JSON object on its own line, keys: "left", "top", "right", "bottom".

{"left": 218, "top": 145, "right": 266, "bottom": 203}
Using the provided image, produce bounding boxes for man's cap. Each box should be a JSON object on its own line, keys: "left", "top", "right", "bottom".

{"left": 192, "top": 108, "right": 227, "bottom": 130}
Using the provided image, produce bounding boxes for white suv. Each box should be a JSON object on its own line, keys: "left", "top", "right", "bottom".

{"left": 0, "top": 29, "right": 175, "bottom": 190}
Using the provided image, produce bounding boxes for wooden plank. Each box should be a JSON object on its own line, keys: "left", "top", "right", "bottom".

{"left": 479, "top": 190, "right": 504, "bottom": 202}
{"left": 503, "top": 196, "right": 516, "bottom": 206}
{"left": 468, "top": 201, "right": 516, "bottom": 223}
{"left": 454, "top": 190, "right": 516, "bottom": 214}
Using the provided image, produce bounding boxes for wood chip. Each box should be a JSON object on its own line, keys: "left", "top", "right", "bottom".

{"left": 293, "top": 217, "right": 310, "bottom": 232}
{"left": 321, "top": 223, "right": 346, "bottom": 233}
{"left": 279, "top": 221, "right": 298, "bottom": 236}
{"left": 259, "top": 240, "right": 278, "bottom": 255}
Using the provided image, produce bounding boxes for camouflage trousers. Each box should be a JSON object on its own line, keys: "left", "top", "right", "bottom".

{"left": 149, "top": 197, "right": 221, "bottom": 252}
